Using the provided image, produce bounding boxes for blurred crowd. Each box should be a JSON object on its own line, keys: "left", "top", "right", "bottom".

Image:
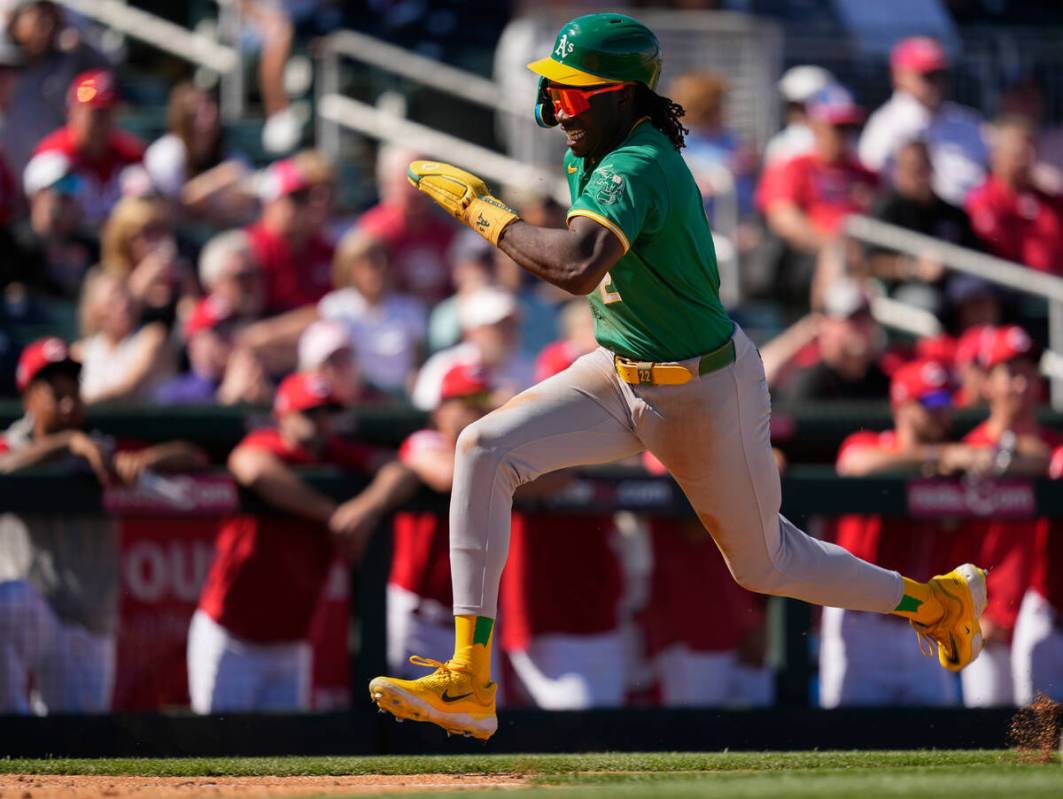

{"left": 0, "top": 2, "right": 1062, "bottom": 716}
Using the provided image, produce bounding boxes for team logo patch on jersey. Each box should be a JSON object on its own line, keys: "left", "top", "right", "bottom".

{"left": 591, "top": 167, "right": 625, "bottom": 206}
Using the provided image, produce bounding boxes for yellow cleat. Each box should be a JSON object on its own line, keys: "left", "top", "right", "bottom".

{"left": 369, "top": 656, "right": 497, "bottom": 741}
{"left": 911, "top": 563, "right": 988, "bottom": 672}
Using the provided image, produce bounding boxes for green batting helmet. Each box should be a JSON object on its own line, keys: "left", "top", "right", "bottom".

{"left": 528, "top": 13, "right": 662, "bottom": 128}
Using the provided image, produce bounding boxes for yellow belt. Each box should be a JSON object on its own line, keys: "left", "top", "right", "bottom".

{"left": 614, "top": 338, "right": 737, "bottom": 386}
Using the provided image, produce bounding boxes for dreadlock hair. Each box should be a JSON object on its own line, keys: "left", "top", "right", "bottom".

{"left": 634, "top": 84, "right": 689, "bottom": 151}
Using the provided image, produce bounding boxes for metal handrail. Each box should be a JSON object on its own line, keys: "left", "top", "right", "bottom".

{"left": 317, "top": 29, "right": 525, "bottom": 116}
{"left": 54, "top": 0, "right": 238, "bottom": 73}
{"left": 847, "top": 216, "right": 1063, "bottom": 303}
{"left": 844, "top": 214, "right": 1063, "bottom": 407}
{"left": 318, "top": 94, "right": 569, "bottom": 204}
{"left": 870, "top": 296, "right": 942, "bottom": 339}
{"left": 55, "top": 0, "right": 245, "bottom": 119}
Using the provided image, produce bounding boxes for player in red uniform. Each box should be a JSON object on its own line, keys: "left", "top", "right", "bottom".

{"left": 826, "top": 360, "right": 961, "bottom": 705}
{"left": 1015, "top": 449, "right": 1063, "bottom": 701}
{"left": 499, "top": 328, "right": 627, "bottom": 709}
{"left": 943, "top": 325, "right": 1057, "bottom": 705}
{"left": 385, "top": 364, "right": 493, "bottom": 679}
{"left": 187, "top": 372, "right": 407, "bottom": 713}
{"left": 638, "top": 476, "right": 772, "bottom": 707}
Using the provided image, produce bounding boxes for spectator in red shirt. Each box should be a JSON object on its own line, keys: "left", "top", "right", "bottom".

{"left": 757, "top": 84, "right": 877, "bottom": 306}
{"left": 187, "top": 373, "right": 410, "bottom": 713}
{"left": 0, "top": 337, "right": 206, "bottom": 714}
{"left": 825, "top": 359, "right": 960, "bottom": 706}
{"left": 245, "top": 158, "right": 335, "bottom": 314}
{"left": 358, "top": 145, "right": 456, "bottom": 304}
{"left": 940, "top": 325, "right": 1056, "bottom": 707}
{"left": 966, "top": 116, "right": 1063, "bottom": 274}
{"left": 33, "top": 69, "right": 143, "bottom": 226}
{"left": 386, "top": 364, "right": 492, "bottom": 679}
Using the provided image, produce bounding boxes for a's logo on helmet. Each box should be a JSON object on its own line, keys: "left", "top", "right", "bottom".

{"left": 554, "top": 34, "right": 574, "bottom": 60}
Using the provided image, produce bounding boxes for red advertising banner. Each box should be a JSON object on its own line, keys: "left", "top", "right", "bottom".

{"left": 112, "top": 506, "right": 351, "bottom": 711}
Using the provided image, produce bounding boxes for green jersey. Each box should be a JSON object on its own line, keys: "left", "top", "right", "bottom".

{"left": 565, "top": 118, "right": 734, "bottom": 361}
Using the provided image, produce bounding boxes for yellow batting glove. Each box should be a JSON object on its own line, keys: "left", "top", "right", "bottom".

{"left": 407, "top": 160, "right": 519, "bottom": 246}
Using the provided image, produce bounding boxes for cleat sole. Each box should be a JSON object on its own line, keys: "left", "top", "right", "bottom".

{"left": 367, "top": 677, "right": 496, "bottom": 741}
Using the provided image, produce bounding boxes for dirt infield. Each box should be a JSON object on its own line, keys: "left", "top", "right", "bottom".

{"left": 0, "top": 773, "right": 528, "bottom": 798}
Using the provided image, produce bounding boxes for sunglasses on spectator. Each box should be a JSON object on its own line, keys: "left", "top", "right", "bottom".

{"left": 918, "top": 390, "right": 953, "bottom": 410}
{"left": 548, "top": 83, "right": 627, "bottom": 118}
{"left": 919, "top": 70, "right": 948, "bottom": 83}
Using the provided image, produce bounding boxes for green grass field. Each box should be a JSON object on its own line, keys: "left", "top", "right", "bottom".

{"left": 2, "top": 751, "right": 1062, "bottom": 799}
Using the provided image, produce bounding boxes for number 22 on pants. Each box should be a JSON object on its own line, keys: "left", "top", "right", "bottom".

{"left": 598, "top": 272, "right": 622, "bottom": 304}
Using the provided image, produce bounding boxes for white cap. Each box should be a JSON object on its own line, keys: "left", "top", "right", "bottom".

{"left": 297, "top": 319, "right": 353, "bottom": 371}
{"left": 822, "top": 278, "right": 871, "bottom": 319}
{"left": 458, "top": 286, "right": 520, "bottom": 331}
{"left": 23, "top": 151, "right": 73, "bottom": 196}
{"left": 778, "top": 66, "right": 835, "bottom": 104}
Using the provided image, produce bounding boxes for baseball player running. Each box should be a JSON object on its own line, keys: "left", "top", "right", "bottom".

{"left": 369, "top": 13, "right": 986, "bottom": 740}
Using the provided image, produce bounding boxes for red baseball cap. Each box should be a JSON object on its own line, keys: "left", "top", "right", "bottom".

{"left": 806, "top": 84, "right": 865, "bottom": 126}
{"left": 891, "top": 37, "right": 949, "bottom": 74}
{"left": 439, "top": 363, "right": 490, "bottom": 403}
{"left": 259, "top": 158, "right": 311, "bottom": 202}
{"left": 981, "top": 325, "right": 1037, "bottom": 369}
{"left": 954, "top": 325, "right": 993, "bottom": 369}
{"left": 915, "top": 334, "right": 957, "bottom": 365}
{"left": 16, "top": 336, "right": 80, "bottom": 392}
{"left": 890, "top": 359, "right": 953, "bottom": 408}
{"left": 68, "top": 69, "right": 119, "bottom": 109}
{"left": 183, "top": 295, "right": 235, "bottom": 339}
{"left": 273, "top": 372, "right": 339, "bottom": 416}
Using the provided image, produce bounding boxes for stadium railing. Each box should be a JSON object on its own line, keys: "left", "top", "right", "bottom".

{"left": 53, "top": 0, "right": 245, "bottom": 119}
{"left": 842, "top": 214, "right": 1063, "bottom": 409}
{"left": 312, "top": 29, "right": 568, "bottom": 204}
{"left": 4, "top": 398, "right": 1062, "bottom": 463}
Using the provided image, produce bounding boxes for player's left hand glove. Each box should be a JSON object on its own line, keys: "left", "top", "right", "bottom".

{"left": 407, "top": 160, "right": 519, "bottom": 246}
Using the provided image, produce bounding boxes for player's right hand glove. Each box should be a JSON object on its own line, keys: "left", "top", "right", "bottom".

{"left": 407, "top": 160, "right": 519, "bottom": 246}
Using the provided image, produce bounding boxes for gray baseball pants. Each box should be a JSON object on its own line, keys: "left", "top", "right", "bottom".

{"left": 449, "top": 325, "right": 904, "bottom": 619}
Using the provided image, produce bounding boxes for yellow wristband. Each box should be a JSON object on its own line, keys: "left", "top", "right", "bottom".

{"left": 467, "top": 195, "right": 519, "bottom": 246}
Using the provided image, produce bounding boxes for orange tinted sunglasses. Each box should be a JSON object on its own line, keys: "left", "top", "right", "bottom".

{"left": 547, "top": 83, "right": 627, "bottom": 118}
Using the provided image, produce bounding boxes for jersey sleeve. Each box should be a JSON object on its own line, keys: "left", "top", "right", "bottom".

{"left": 836, "top": 431, "right": 887, "bottom": 469}
{"left": 237, "top": 428, "right": 302, "bottom": 463}
{"left": 399, "top": 429, "right": 448, "bottom": 466}
{"left": 1049, "top": 445, "right": 1063, "bottom": 479}
{"left": 757, "top": 156, "right": 805, "bottom": 211}
{"left": 567, "top": 151, "right": 664, "bottom": 253}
